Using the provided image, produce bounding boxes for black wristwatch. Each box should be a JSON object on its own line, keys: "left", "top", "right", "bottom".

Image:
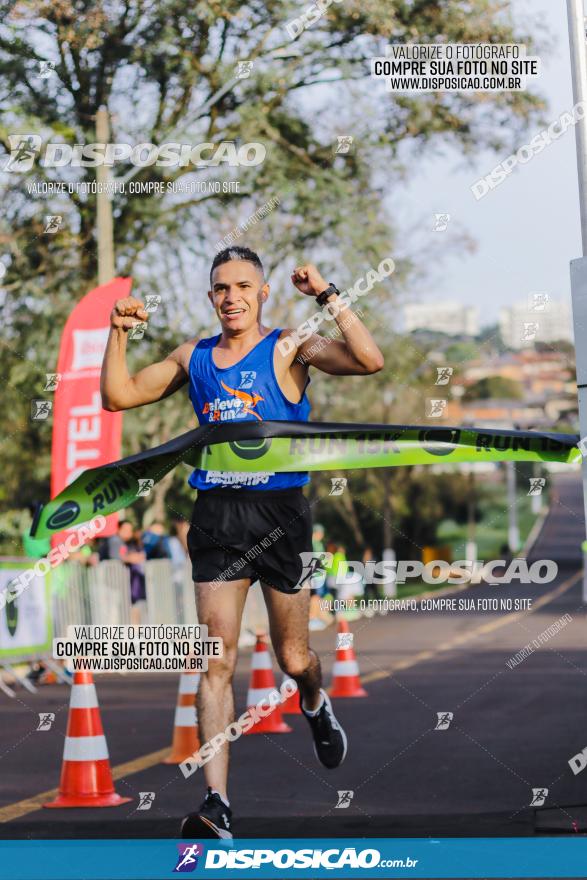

{"left": 316, "top": 283, "right": 340, "bottom": 308}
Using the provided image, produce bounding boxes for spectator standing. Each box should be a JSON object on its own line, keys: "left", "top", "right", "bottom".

{"left": 142, "top": 522, "right": 172, "bottom": 560}
{"left": 309, "top": 523, "right": 333, "bottom": 631}
{"left": 99, "top": 520, "right": 146, "bottom": 622}
{"left": 173, "top": 519, "right": 190, "bottom": 556}
{"left": 168, "top": 522, "right": 191, "bottom": 621}
{"left": 362, "top": 546, "right": 377, "bottom": 617}
{"left": 333, "top": 544, "right": 361, "bottom": 621}
{"left": 324, "top": 541, "right": 339, "bottom": 599}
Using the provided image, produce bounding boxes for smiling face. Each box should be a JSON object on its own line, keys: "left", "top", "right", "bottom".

{"left": 208, "top": 259, "right": 268, "bottom": 334}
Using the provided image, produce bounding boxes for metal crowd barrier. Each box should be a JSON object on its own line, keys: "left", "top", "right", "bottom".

{"left": 0, "top": 556, "right": 269, "bottom": 699}
{"left": 3, "top": 557, "right": 268, "bottom": 673}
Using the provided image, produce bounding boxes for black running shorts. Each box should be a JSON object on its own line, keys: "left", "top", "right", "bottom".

{"left": 187, "top": 487, "right": 313, "bottom": 594}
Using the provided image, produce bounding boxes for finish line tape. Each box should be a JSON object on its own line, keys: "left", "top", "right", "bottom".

{"left": 31, "top": 421, "right": 580, "bottom": 539}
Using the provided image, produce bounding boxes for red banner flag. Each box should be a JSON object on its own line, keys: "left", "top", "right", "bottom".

{"left": 50, "top": 277, "right": 131, "bottom": 543}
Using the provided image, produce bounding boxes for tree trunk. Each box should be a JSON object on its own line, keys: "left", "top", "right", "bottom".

{"left": 382, "top": 469, "right": 393, "bottom": 550}
{"left": 337, "top": 477, "right": 367, "bottom": 548}
{"left": 145, "top": 470, "right": 174, "bottom": 525}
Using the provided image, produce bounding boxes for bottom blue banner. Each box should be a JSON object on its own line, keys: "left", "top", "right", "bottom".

{"left": 0, "top": 837, "right": 585, "bottom": 879}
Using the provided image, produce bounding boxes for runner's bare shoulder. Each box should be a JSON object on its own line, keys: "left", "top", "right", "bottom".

{"left": 169, "top": 338, "right": 199, "bottom": 374}
{"left": 274, "top": 329, "right": 301, "bottom": 364}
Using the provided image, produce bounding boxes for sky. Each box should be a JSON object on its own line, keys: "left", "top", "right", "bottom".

{"left": 396, "top": 0, "right": 583, "bottom": 326}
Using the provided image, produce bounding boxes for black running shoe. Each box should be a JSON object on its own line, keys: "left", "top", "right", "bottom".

{"left": 181, "top": 787, "right": 233, "bottom": 839}
{"left": 301, "top": 689, "right": 347, "bottom": 769}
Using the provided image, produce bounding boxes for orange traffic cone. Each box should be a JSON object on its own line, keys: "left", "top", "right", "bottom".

{"left": 280, "top": 673, "right": 301, "bottom": 714}
{"left": 44, "top": 670, "right": 131, "bottom": 808}
{"left": 164, "top": 672, "right": 201, "bottom": 764}
{"left": 244, "top": 637, "right": 292, "bottom": 734}
{"left": 329, "top": 619, "right": 368, "bottom": 698}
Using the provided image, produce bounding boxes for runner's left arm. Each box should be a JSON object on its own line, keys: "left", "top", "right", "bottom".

{"left": 297, "top": 311, "right": 383, "bottom": 375}
{"left": 290, "top": 264, "right": 384, "bottom": 375}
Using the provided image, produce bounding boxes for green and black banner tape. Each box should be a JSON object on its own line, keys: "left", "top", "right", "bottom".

{"left": 31, "top": 421, "right": 581, "bottom": 540}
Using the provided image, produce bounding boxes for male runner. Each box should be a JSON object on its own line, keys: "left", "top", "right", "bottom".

{"left": 100, "top": 246, "right": 384, "bottom": 838}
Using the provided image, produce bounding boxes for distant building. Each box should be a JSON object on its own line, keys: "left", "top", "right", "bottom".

{"left": 440, "top": 348, "right": 577, "bottom": 430}
{"left": 403, "top": 302, "right": 479, "bottom": 337}
{"left": 499, "top": 297, "right": 573, "bottom": 349}
{"left": 445, "top": 397, "right": 577, "bottom": 429}
{"left": 462, "top": 351, "right": 574, "bottom": 397}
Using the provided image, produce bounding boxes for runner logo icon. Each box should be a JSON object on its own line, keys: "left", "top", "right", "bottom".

{"left": 174, "top": 843, "right": 204, "bottom": 872}
{"left": 238, "top": 370, "right": 256, "bottom": 389}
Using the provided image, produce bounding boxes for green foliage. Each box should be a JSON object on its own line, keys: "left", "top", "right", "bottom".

{"left": 463, "top": 376, "right": 523, "bottom": 400}
{"left": 444, "top": 341, "right": 479, "bottom": 363}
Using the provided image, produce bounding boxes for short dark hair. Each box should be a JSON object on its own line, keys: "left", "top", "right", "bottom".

{"left": 210, "top": 247, "right": 264, "bottom": 286}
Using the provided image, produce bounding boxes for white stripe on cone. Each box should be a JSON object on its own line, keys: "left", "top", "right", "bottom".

{"left": 69, "top": 684, "right": 99, "bottom": 709}
{"left": 247, "top": 687, "right": 274, "bottom": 706}
{"left": 251, "top": 651, "right": 272, "bottom": 670}
{"left": 179, "top": 673, "right": 200, "bottom": 695}
{"left": 63, "top": 735, "right": 109, "bottom": 762}
{"left": 174, "top": 705, "right": 197, "bottom": 727}
{"left": 332, "top": 660, "right": 360, "bottom": 676}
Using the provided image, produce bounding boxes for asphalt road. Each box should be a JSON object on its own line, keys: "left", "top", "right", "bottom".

{"left": 2, "top": 472, "right": 587, "bottom": 843}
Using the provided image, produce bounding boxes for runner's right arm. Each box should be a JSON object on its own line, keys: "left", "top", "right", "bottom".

{"left": 100, "top": 295, "right": 192, "bottom": 411}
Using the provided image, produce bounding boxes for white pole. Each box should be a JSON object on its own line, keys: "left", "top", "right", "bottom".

{"left": 566, "top": 0, "right": 587, "bottom": 601}
{"left": 506, "top": 461, "right": 520, "bottom": 553}
{"left": 95, "top": 106, "right": 115, "bottom": 285}
{"left": 567, "top": 0, "right": 587, "bottom": 251}
{"left": 465, "top": 468, "right": 478, "bottom": 562}
{"left": 530, "top": 463, "right": 544, "bottom": 515}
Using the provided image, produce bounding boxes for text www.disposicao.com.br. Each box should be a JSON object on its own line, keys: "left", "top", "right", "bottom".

{"left": 72, "top": 657, "right": 202, "bottom": 672}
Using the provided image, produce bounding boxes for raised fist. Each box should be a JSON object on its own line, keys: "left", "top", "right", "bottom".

{"left": 291, "top": 264, "right": 329, "bottom": 297}
{"left": 111, "top": 296, "right": 149, "bottom": 331}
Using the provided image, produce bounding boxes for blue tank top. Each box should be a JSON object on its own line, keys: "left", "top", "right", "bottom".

{"left": 187, "top": 329, "right": 311, "bottom": 490}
